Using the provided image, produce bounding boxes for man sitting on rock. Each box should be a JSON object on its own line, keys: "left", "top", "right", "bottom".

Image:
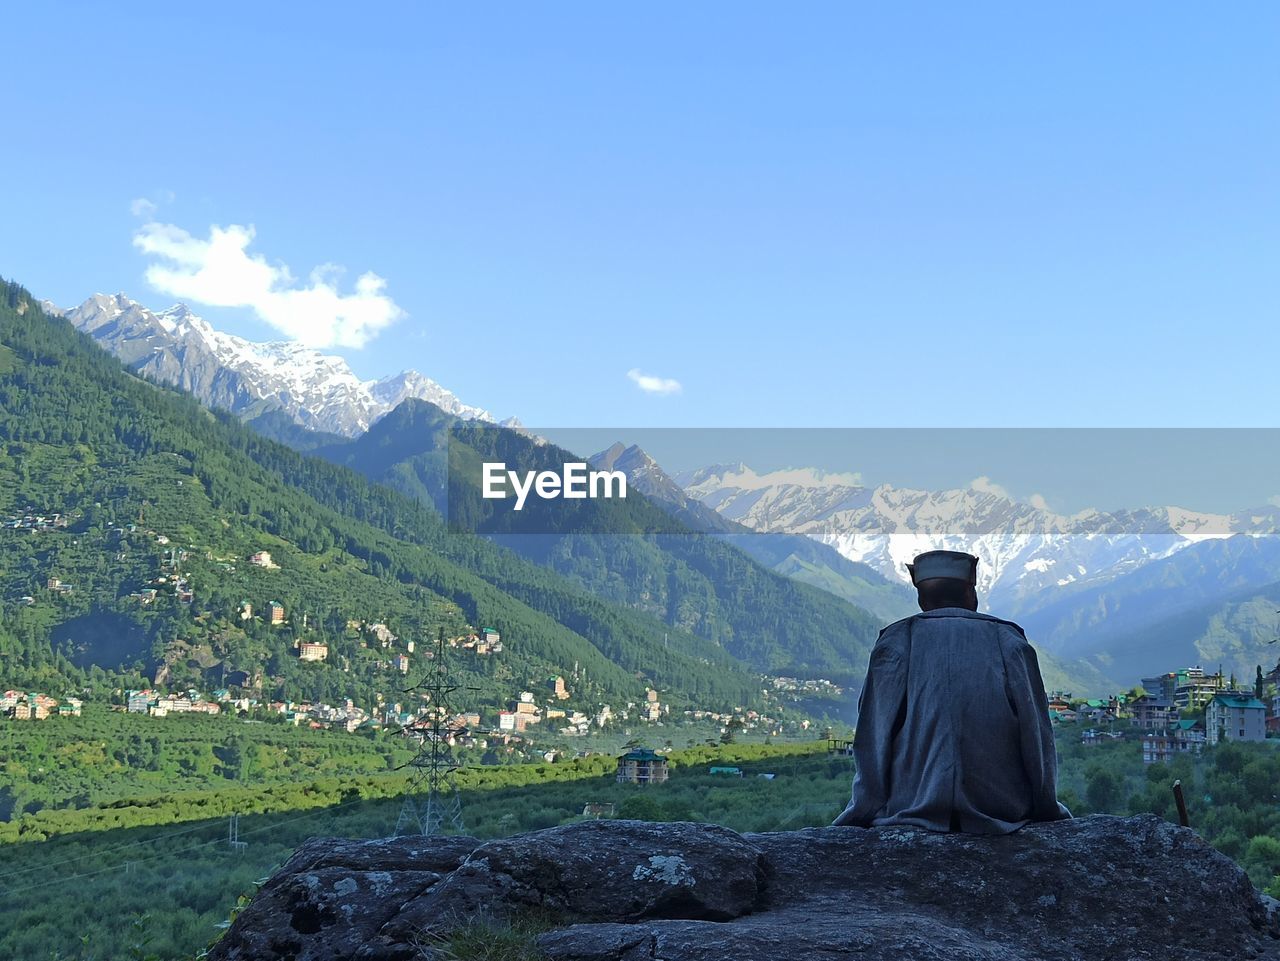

{"left": 833, "top": 550, "right": 1071, "bottom": 834}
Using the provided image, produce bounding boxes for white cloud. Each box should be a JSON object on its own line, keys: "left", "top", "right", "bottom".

{"left": 969, "top": 476, "right": 1011, "bottom": 499}
{"left": 627, "top": 368, "right": 682, "bottom": 396}
{"left": 1028, "top": 493, "right": 1052, "bottom": 511}
{"left": 132, "top": 221, "right": 404, "bottom": 348}
{"left": 1268, "top": 495, "right": 1280, "bottom": 508}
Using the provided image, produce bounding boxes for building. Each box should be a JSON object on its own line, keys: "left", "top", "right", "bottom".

{"left": 239, "top": 600, "right": 253, "bottom": 620}
{"left": 298, "top": 642, "right": 329, "bottom": 662}
{"left": 642, "top": 688, "right": 663, "bottom": 722}
{"left": 505, "top": 696, "right": 541, "bottom": 732}
{"left": 1173, "top": 667, "right": 1225, "bottom": 710}
{"left": 248, "top": 551, "right": 278, "bottom": 568}
{"left": 1206, "top": 694, "right": 1267, "bottom": 744}
{"left": 11, "top": 693, "right": 58, "bottom": 720}
{"left": 1078, "top": 699, "right": 1117, "bottom": 724}
{"left": 394, "top": 654, "right": 410, "bottom": 674}
{"left": 1130, "top": 695, "right": 1178, "bottom": 730}
{"left": 582, "top": 802, "right": 615, "bottom": 818}
{"left": 616, "top": 748, "right": 669, "bottom": 785}
{"left": 267, "top": 601, "right": 286, "bottom": 625}
{"left": 127, "top": 690, "right": 155, "bottom": 713}
{"left": 1142, "top": 667, "right": 1227, "bottom": 711}
{"left": 1142, "top": 721, "right": 1206, "bottom": 764}
{"left": 548, "top": 675, "right": 569, "bottom": 700}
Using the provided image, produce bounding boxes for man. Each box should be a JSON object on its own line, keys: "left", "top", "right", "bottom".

{"left": 833, "top": 549, "right": 1071, "bottom": 834}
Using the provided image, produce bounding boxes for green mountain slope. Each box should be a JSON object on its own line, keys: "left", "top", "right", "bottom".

{"left": 314, "top": 401, "right": 1115, "bottom": 695}
{"left": 315, "top": 400, "right": 888, "bottom": 684}
{"left": 0, "top": 280, "right": 773, "bottom": 711}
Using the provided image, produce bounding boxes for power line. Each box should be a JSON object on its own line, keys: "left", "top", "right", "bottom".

{"left": 1, "top": 793, "right": 380, "bottom": 899}
{"left": 1, "top": 817, "right": 221, "bottom": 879}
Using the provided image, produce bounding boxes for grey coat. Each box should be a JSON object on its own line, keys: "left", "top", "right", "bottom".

{"left": 833, "top": 608, "right": 1072, "bottom": 834}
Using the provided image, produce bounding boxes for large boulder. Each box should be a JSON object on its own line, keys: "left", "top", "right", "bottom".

{"left": 208, "top": 815, "right": 1280, "bottom": 961}
{"left": 208, "top": 835, "right": 480, "bottom": 961}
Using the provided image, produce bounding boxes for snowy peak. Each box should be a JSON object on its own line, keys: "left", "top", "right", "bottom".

{"left": 676, "top": 462, "right": 1278, "bottom": 610}
{"left": 590, "top": 443, "right": 687, "bottom": 504}
{"left": 676, "top": 462, "right": 864, "bottom": 497}
{"left": 369, "top": 370, "right": 492, "bottom": 422}
{"left": 60, "top": 294, "right": 493, "bottom": 437}
{"left": 59, "top": 292, "right": 140, "bottom": 332}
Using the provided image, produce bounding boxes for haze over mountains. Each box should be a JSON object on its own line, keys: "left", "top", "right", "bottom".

{"left": 675, "top": 463, "right": 1280, "bottom": 685}
{"left": 676, "top": 462, "right": 1280, "bottom": 608}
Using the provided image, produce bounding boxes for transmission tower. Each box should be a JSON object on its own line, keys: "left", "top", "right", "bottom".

{"left": 393, "top": 627, "right": 477, "bottom": 836}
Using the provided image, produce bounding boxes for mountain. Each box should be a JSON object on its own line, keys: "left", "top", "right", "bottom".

{"left": 676, "top": 462, "right": 1280, "bottom": 686}
{"left": 676, "top": 463, "right": 1280, "bottom": 610}
{"left": 57, "top": 293, "right": 492, "bottom": 436}
{"left": 27, "top": 288, "right": 1124, "bottom": 695}
{"left": 588, "top": 443, "right": 916, "bottom": 624}
{"left": 580, "top": 446, "right": 1117, "bottom": 691}
{"left": 311, "top": 404, "right": 891, "bottom": 689}
{"left": 1, "top": 278, "right": 783, "bottom": 714}
{"left": 1016, "top": 535, "right": 1280, "bottom": 683}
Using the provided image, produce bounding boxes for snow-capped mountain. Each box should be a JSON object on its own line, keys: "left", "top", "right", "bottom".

{"left": 590, "top": 443, "right": 700, "bottom": 509}
{"left": 56, "top": 293, "right": 493, "bottom": 437}
{"left": 675, "top": 463, "right": 1280, "bottom": 617}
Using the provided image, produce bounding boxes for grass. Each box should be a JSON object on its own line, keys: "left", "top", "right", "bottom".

{"left": 417, "top": 912, "right": 558, "bottom": 961}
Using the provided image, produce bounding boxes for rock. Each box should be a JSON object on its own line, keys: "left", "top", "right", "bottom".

{"left": 364, "top": 820, "right": 762, "bottom": 959}
{"left": 208, "top": 815, "right": 1280, "bottom": 961}
{"left": 208, "top": 835, "right": 480, "bottom": 961}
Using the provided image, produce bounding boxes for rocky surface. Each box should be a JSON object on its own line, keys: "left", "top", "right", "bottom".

{"left": 208, "top": 815, "right": 1280, "bottom": 961}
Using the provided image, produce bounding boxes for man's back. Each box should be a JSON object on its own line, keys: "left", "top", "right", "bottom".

{"left": 833, "top": 607, "right": 1071, "bottom": 834}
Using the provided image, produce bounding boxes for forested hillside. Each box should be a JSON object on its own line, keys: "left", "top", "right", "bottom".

{"left": 0, "top": 280, "right": 783, "bottom": 711}
{"left": 317, "top": 400, "right": 889, "bottom": 684}
{"left": 315, "top": 401, "right": 1115, "bottom": 694}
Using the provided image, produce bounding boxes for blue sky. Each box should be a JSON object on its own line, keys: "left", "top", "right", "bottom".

{"left": 2, "top": 3, "right": 1278, "bottom": 430}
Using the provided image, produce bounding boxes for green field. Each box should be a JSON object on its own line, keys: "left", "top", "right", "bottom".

{"left": 1, "top": 735, "right": 838, "bottom": 960}
{"left": 4, "top": 713, "right": 1280, "bottom": 960}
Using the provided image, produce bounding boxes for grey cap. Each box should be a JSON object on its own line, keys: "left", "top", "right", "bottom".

{"left": 907, "top": 550, "right": 978, "bottom": 585}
